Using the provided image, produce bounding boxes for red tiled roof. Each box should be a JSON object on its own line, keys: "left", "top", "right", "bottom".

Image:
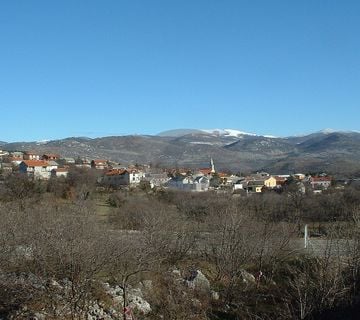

{"left": 22, "top": 160, "right": 49, "bottom": 167}
{"left": 218, "top": 172, "right": 230, "bottom": 178}
{"left": 199, "top": 168, "right": 212, "bottom": 175}
{"left": 105, "top": 169, "right": 128, "bottom": 176}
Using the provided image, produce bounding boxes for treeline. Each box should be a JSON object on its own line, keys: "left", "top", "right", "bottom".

{"left": 1, "top": 169, "right": 360, "bottom": 319}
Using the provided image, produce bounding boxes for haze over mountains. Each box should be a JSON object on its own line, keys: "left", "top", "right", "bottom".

{"left": 1, "top": 129, "right": 360, "bottom": 175}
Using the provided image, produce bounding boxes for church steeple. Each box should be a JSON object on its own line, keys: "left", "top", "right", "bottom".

{"left": 210, "top": 157, "right": 215, "bottom": 174}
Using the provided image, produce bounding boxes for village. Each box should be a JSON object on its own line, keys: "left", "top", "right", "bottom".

{"left": 0, "top": 148, "right": 346, "bottom": 195}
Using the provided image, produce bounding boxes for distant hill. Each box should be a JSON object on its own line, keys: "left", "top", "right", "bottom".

{"left": 3, "top": 129, "right": 360, "bottom": 175}
{"left": 157, "top": 129, "right": 204, "bottom": 137}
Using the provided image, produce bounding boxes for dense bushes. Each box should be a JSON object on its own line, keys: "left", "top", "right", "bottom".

{"left": 1, "top": 173, "right": 360, "bottom": 319}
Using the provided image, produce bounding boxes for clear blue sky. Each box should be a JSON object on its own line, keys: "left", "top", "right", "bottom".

{"left": 1, "top": 0, "right": 359, "bottom": 142}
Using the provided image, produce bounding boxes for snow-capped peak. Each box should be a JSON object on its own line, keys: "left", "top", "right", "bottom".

{"left": 318, "top": 128, "right": 337, "bottom": 134}
{"left": 201, "top": 129, "right": 257, "bottom": 137}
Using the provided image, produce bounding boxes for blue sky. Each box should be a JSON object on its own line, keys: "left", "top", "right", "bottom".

{"left": 1, "top": 0, "right": 359, "bottom": 142}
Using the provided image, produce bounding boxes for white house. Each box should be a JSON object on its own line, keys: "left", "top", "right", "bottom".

{"left": 194, "top": 176, "right": 210, "bottom": 191}
{"left": 0, "top": 150, "right": 9, "bottom": 159}
{"left": 102, "top": 169, "right": 145, "bottom": 187}
{"left": 51, "top": 167, "right": 69, "bottom": 178}
{"left": 143, "top": 172, "right": 170, "bottom": 188}
{"left": 47, "top": 160, "right": 59, "bottom": 172}
{"left": 19, "top": 160, "right": 53, "bottom": 179}
{"left": 167, "top": 175, "right": 210, "bottom": 192}
{"left": 233, "top": 179, "right": 245, "bottom": 191}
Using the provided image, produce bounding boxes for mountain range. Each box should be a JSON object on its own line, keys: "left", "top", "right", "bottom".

{"left": 1, "top": 129, "right": 360, "bottom": 176}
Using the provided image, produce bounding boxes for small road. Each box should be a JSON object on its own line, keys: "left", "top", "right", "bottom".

{"left": 288, "top": 238, "right": 357, "bottom": 258}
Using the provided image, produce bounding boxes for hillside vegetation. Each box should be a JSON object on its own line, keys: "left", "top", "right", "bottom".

{"left": 3, "top": 131, "right": 360, "bottom": 175}
{"left": 1, "top": 171, "right": 360, "bottom": 319}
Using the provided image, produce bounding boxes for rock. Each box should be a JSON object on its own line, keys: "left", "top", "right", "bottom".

{"left": 185, "top": 270, "right": 211, "bottom": 293}
{"left": 33, "top": 313, "right": 46, "bottom": 320}
{"left": 128, "top": 293, "right": 151, "bottom": 314}
{"left": 102, "top": 282, "right": 151, "bottom": 315}
{"left": 211, "top": 290, "right": 220, "bottom": 300}
{"left": 240, "top": 269, "right": 256, "bottom": 284}
{"left": 171, "top": 268, "right": 182, "bottom": 277}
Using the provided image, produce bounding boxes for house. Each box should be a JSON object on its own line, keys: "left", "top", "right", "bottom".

{"left": 264, "top": 176, "right": 287, "bottom": 189}
{"left": 51, "top": 167, "right": 69, "bottom": 178}
{"left": 23, "top": 151, "right": 40, "bottom": 161}
{"left": 0, "top": 150, "right": 9, "bottom": 159}
{"left": 226, "top": 175, "right": 243, "bottom": 186}
{"left": 309, "top": 176, "right": 332, "bottom": 190}
{"left": 102, "top": 169, "right": 145, "bottom": 188}
{"left": 19, "top": 160, "right": 53, "bottom": 179}
{"left": 8, "top": 151, "right": 24, "bottom": 165}
{"left": 294, "top": 173, "right": 306, "bottom": 180}
{"left": 233, "top": 179, "right": 245, "bottom": 190}
{"left": 62, "top": 157, "right": 76, "bottom": 164}
{"left": 10, "top": 151, "right": 24, "bottom": 160}
{"left": 194, "top": 176, "right": 210, "bottom": 192}
{"left": 47, "top": 160, "right": 59, "bottom": 171}
{"left": 246, "top": 180, "right": 265, "bottom": 193}
{"left": 275, "top": 176, "right": 287, "bottom": 186}
{"left": 42, "top": 154, "right": 60, "bottom": 161}
{"left": 91, "top": 159, "right": 109, "bottom": 170}
{"left": 75, "top": 158, "right": 91, "bottom": 168}
{"left": 264, "top": 176, "right": 277, "bottom": 188}
{"left": 127, "top": 169, "right": 145, "bottom": 185}
{"left": 168, "top": 168, "right": 192, "bottom": 177}
{"left": 256, "top": 171, "right": 270, "bottom": 178}
{"left": 143, "top": 172, "right": 171, "bottom": 188}
{"left": 166, "top": 176, "right": 194, "bottom": 191}
{"left": 102, "top": 169, "right": 128, "bottom": 187}
{"left": 166, "top": 174, "right": 211, "bottom": 192}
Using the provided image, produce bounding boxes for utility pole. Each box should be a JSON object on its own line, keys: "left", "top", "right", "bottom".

{"left": 304, "top": 224, "right": 308, "bottom": 249}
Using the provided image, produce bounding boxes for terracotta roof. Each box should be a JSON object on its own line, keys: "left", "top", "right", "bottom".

{"left": 199, "top": 168, "right": 212, "bottom": 175}
{"left": 22, "top": 160, "right": 49, "bottom": 167}
{"left": 218, "top": 172, "right": 230, "bottom": 178}
{"left": 105, "top": 169, "right": 128, "bottom": 176}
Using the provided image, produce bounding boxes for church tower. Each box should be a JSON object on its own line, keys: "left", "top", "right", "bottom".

{"left": 210, "top": 157, "right": 215, "bottom": 174}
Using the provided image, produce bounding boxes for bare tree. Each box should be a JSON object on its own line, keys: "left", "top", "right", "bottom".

{"left": 0, "top": 200, "right": 124, "bottom": 319}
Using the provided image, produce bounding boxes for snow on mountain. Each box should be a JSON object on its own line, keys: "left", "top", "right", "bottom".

{"left": 201, "top": 129, "right": 257, "bottom": 137}
{"left": 36, "top": 139, "right": 50, "bottom": 145}
{"left": 318, "top": 128, "right": 360, "bottom": 135}
{"left": 318, "top": 128, "right": 338, "bottom": 134}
